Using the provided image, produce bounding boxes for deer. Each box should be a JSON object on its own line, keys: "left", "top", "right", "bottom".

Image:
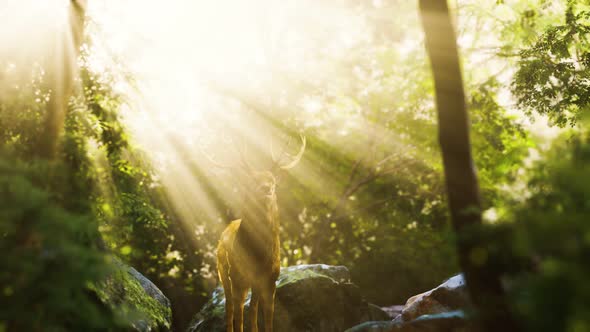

{"left": 214, "top": 135, "right": 306, "bottom": 332}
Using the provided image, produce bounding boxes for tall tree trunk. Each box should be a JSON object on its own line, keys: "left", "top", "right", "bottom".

{"left": 37, "top": 0, "right": 87, "bottom": 159}
{"left": 418, "top": 1, "right": 519, "bottom": 331}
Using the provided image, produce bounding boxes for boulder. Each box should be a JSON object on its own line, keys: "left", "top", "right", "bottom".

{"left": 127, "top": 265, "right": 171, "bottom": 309}
{"left": 381, "top": 305, "right": 404, "bottom": 319}
{"left": 398, "top": 275, "right": 470, "bottom": 323}
{"left": 345, "top": 311, "right": 470, "bottom": 332}
{"left": 188, "top": 264, "right": 387, "bottom": 332}
{"left": 94, "top": 258, "right": 173, "bottom": 331}
{"left": 346, "top": 275, "right": 473, "bottom": 332}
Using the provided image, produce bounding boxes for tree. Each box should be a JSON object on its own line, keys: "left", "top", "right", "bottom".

{"left": 418, "top": 1, "right": 519, "bottom": 331}
{"left": 36, "top": 0, "right": 87, "bottom": 159}
{"left": 512, "top": 1, "right": 590, "bottom": 127}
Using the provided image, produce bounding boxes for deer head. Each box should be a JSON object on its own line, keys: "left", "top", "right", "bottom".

{"left": 201, "top": 135, "right": 306, "bottom": 200}
{"left": 238, "top": 135, "right": 305, "bottom": 222}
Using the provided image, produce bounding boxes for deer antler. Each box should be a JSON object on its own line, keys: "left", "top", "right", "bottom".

{"left": 198, "top": 143, "right": 236, "bottom": 170}
{"left": 271, "top": 135, "right": 306, "bottom": 170}
{"left": 199, "top": 139, "right": 256, "bottom": 177}
{"left": 201, "top": 134, "right": 305, "bottom": 175}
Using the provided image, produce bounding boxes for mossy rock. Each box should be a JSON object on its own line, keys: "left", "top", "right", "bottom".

{"left": 188, "top": 264, "right": 387, "bottom": 332}
{"left": 93, "top": 258, "right": 172, "bottom": 331}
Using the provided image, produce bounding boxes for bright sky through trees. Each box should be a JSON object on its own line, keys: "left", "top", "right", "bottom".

{"left": 0, "top": 0, "right": 563, "bottom": 227}
{"left": 86, "top": 0, "right": 365, "bottom": 132}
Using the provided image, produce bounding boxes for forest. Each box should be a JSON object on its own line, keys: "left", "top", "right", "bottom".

{"left": 1, "top": 0, "right": 589, "bottom": 331}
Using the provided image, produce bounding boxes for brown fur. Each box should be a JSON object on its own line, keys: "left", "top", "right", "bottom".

{"left": 217, "top": 171, "right": 280, "bottom": 332}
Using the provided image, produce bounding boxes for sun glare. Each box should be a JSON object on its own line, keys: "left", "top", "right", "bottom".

{"left": 81, "top": 0, "right": 369, "bottom": 180}
{"left": 86, "top": 0, "right": 365, "bottom": 130}
{"left": 0, "top": 0, "right": 70, "bottom": 59}
{"left": 74, "top": 1, "right": 378, "bottom": 241}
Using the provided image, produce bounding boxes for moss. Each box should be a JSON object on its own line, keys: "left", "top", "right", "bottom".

{"left": 92, "top": 257, "right": 171, "bottom": 331}
{"left": 210, "top": 302, "right": 226, "bottom": 318}
{"left": 276, "top": 269, "right": 334, "bottom": 288}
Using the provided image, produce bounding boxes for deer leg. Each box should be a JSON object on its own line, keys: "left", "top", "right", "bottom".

{"left": 250, "top": 288, "right": 260, "bottom": 332}
{"left": 224, "top": 290, "right": 234, "bottom": 332}
{"left": 232, "top": 287, "right": 248, "bottom": 332}
{"left": 261, "top": 284, "right": 276, "bottom": 332}
{"left": 219, "top": 265, "right": 234, "bottom": 332}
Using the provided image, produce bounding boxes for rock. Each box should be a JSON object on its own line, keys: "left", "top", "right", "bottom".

{"left": 381, "top": 305, "right": 404, "bottom": 319}
{"left": 368, "top": 303, "right": 394, "bottom": 321}
{"left": 345, "top": 311, "right": 470, "bottom": 332}
{"left": 345, "top": 274, "right": 474, "bottom": 332}
{"left": 127, "top": 265, "right": 171, "bottom": 308}
{"left": 409, "top": 311, "right": 469, "bottom": 331}
{"left": 188, "top": 264, "right": 387, "bottom": 332}
{"left": 400, "top": 275, "right": 470, "bottom": 323}
{"left": 346, "top": 320, "right": 400, "bottom": 332}
{"left": 94, "top": 258, "right": 173, "bottom": 331}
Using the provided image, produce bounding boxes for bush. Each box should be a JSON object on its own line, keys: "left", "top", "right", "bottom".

{"left": 506, "top": 131, "right": 590, "bottom": 332}
{"left": 0, "top": 155, "right": 120, "bottom": 331}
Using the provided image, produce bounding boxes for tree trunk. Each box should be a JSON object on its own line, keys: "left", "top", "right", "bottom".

{"left": 418, "top": 1, "right": 519, "bottom": 331}
{"left": 37, "top": 0, "right": 87, "bottom": 159}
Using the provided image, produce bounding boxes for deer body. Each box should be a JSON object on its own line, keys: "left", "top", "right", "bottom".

{"left": 213, "top": 136, "right": 305, "bottom": 332}
{"left": 217, "top": 171, "right": 281, "bottom": 332}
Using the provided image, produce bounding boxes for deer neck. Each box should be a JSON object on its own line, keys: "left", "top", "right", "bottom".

{"left": 236, "top": 192, "right": 279, "bottom": 265}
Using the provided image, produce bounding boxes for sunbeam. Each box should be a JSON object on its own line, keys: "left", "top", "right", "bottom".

{"left": 4, "top": 0, "right": 586, "bottom": 331}
{"left": 79, "top": 0, "right": 377, "bottom": 242}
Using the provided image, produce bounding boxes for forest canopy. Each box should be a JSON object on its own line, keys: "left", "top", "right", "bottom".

{"left": 1, "top": 0, "right": 589, "bottom": 331}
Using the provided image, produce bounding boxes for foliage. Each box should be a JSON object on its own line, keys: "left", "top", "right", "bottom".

{"left": 513, "top": 1, "right": 590, "bottom": 127}
{"left": 0, "top": 42, "right": 182, "bottom": 329}
{"left": 469, "top": 82, "right": 532, "bottom": 204}
{"left": 78, "top": 58, "right": 210, "bottom": 329}
{"left": 0, "top": 154, "right": 119, "bottom": 331}
{"left": 0, "top": 62, "right": 48, "bottom": 158}
{"left": 503, "top": 129, "right": 590, "bottom": 332}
